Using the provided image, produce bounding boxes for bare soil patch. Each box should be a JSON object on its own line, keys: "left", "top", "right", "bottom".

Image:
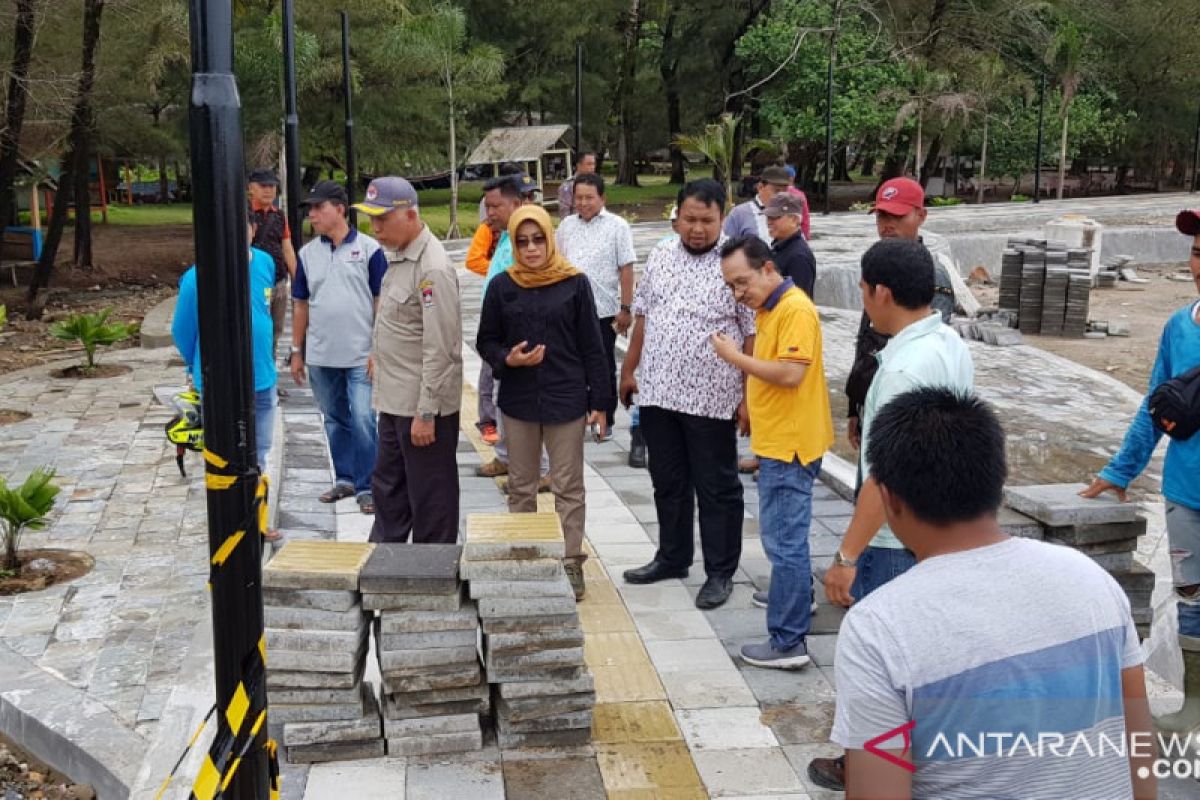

{"left": 50, "top": 364, "right": 133, "bottom": 380}
{"left": 0, "top": 410, "right": 31, "bottom": 425}
{"left": 0, "top": 733, "right": 94, "bottom": 799}
{"left": 0, "top": 549, "right": 95, "bottom": 596}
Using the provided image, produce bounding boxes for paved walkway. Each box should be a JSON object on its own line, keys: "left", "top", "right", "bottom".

{"left": 0, "top": 193, "right": 1197, "bottom": 796}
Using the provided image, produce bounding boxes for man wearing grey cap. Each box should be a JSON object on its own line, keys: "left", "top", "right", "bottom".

{"left": 764, "top": 193, "right": 817, "bottom": 299}
{"left": 355, "top": 178, "right": 464, "bottom": 543}
{"left": 724, "top": 166, "right": 793, "bottom": 244}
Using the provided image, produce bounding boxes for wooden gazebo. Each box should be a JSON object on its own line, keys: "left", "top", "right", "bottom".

{"left": 465, "top": 125, "right": 574, "bottom": 207}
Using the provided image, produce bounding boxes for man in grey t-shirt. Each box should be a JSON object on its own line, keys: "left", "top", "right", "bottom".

{"left": 828, "top": 387, "right": 1153, "bottom": 800}
{"left": 289, "top": 181, "right": 388, "bottom": 513}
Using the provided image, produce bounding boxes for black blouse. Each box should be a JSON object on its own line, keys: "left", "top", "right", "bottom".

{"left": 476, "top": 272, "right": 612, "bottom": 424}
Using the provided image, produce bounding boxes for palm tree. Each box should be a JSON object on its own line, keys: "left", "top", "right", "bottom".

{"left": 889, "top": 62, "right": 970, "bottom": 184}
{"left": 387, "top": 4, "right": 503, "bottom": 239}
{"left": 675, "top": 114, "right": 741, "bottom": 207}
{"left": 966, "top": 53, "right": 1030, "bottom": 204}
{"left": 1046, "top": 21, "right": 1084, "bottom": 200}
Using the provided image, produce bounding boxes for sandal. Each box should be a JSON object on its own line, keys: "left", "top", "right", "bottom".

{"left": 319, "top": 484, "right": 355, "bottom": 503}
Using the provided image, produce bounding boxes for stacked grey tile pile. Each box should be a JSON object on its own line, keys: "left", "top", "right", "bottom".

{"left": 262, "top": 541, "right": 383, "bottom": 764}
{"left": 463, "top": 513, "right": 595, "bottom": 748}
{"left": 1018, "top": 253, "right": 1046, "bottom": 334}
{"left": 1001, "top": 238, "right": 1093, "bottom": 337}
{"left": 361, "top": 543, "right": 486, "bottom": 757}
{"left": 999, "top": 247, "right": 1023, "bottom": 313}
{"left": 1040, "top": 262, "right": 1068, "bottom": 335}
{"left": 1003, "top": 484, "right": 1153, "bottom": 637}
{"left": 1064, "top": 272, "right": 1092, "bottom": 336}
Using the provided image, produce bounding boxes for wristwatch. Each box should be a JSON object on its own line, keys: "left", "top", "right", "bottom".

{"left": 619, "top": 304, "right": 632, "bottom": 313}
{"left": 420, "top": 412, "right": 436, "bottom": 421}
{"left": 833, "top": 549, "right": 857, "bottom": 568}
{"left": 288, "top": 345, "right": 302, "bottom": 359}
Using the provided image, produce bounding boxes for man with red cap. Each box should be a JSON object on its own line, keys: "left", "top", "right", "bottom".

{"left": 1081, "top": 209, "right": 1200, "bottom": 733}
{"left": 844, "top": 177, "right": 957, "bottom": 455}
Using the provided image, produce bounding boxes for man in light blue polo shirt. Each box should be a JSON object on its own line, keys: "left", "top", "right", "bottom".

{"left": 289, "top": 180, "right": 387, "bottom": 513}
{"left": 825, "top": 238, "right": 974, "bottom": 606}
{"left": 808, "top": 237, "right": 974, "bottom": 792}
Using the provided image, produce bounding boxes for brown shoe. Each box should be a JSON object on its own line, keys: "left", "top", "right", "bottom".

{"left": 807, "top": 755, "right": 845, "bottom": 791}
{"left": 537, "top": 476, "right": 552, "bottom": 493}
{"left": 563, "top": 558, "right": 586, "bottom": 601}
{"left": 738, "top": 457, "right": 760, "bottom": 474}
{"left": 476, "top": 458, "right": 508, "bottom": 478}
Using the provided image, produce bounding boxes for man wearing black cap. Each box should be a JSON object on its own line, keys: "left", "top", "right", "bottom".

{"left": 247, "top": 169, "right": 297, "bottom": 352}
{"left": 724, "top": 166, "right": 793, "bottom": 244}
{"left": 289, "top": 180, "right": 387, "bottom": 514}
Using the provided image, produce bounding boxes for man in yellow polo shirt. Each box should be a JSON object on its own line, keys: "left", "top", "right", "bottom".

{"left": 712, "top": 235, "right": 834, "bottom": 669}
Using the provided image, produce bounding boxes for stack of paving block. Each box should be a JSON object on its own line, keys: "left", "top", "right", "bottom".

{"left": 1004, "top": 484, "right": 1153, "bottom": 637}
{"left": 360, "top": 543, "right": 486, "bottom": 757}
{"left": 1001, "top": 238, "right": 1094, "bottom": 337}
{"left": 1064, "top": 271, "right": 1092, "bottom": 337}
{"left": 262, "top": 541, "right": 384, "bottom": 764}
{"left": 1018, "top": 250, "right": 1046, "bottom": 335}
{"left": 463, "top": 512, "right": 595, "bottom": 748}
{"left": 999, "top": 247, "right": 1023, "bottom": 313}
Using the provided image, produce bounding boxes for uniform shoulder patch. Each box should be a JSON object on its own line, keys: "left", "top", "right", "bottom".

{"left": 419, "top": 278, "right": 435, "bottom": 309}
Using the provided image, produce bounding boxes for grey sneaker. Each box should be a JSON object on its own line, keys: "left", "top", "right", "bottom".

{"left": 740, "top": 639, "right": 811, "bottom": 670}
{"left": 563, "top": 559, "right": 586, "bottom": 601}
{"left": 752, "top": 590, "right": 819, "bottom": 613}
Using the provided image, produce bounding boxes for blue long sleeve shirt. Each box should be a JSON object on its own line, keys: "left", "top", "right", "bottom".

{"left": 1100, "top": 300, "right": 1200, "bottom": 511}
{"left": 172, "top": 247, "right": 278, "bottom": 394}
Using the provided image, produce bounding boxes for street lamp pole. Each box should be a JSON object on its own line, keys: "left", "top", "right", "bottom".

{"left": 823, "top": 0, "right": 840, "bottom": 215}
{"left": 1033, "top": 71, "right": 1046, "bottom": 203}
{"left": 282, "top": 0, "right": 302, "bottom": 250}
{"left": 186, "top": 0, "right": 269, "bottom": 794}
{"left": 341, "top": 11, "right": 357, "bottom": 226}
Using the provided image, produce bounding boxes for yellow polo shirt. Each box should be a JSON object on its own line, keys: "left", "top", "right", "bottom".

{"left": 748, "top": 282, "right": 834, "bottom": 464}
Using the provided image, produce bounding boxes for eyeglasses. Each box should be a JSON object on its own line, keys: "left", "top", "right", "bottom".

{"left": 515, "top": 233, "right": 548, "bottom": 249}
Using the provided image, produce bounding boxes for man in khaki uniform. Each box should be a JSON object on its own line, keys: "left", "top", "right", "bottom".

{"left": 355, "top": 177, "right": 464, "bottom": 543}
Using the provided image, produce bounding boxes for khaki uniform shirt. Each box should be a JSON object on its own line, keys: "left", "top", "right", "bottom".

{"left": 372, "top": 225, "right": 463, "bottom": 418}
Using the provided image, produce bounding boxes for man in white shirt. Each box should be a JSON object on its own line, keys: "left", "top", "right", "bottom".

{"left": 556, "top": 173, "right": 636, "bottom": 437}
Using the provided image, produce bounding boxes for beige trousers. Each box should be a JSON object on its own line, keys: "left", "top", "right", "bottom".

{"left": 502, "top": 414, "right": 586, "bottom": 558}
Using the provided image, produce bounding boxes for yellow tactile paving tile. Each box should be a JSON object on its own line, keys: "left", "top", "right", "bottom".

{"left": 585, "top": 631, "right": 650, "bottom": 668}
{"left": 579, "top": 603, "right": 638, "bottom": 634}
{"left": 579, "top": 574, "right": 623, "bottom": 606}
{"left": 595, "top": 742, "right": 706, "bottom": 794}
{"left": 465, "top": 512, "right": 563, "bottom": 541}
{"left": 592, "top": 661, "right": 667, "bottom": 703}
{"left": 592, "top": 700, "right": 682, "bottom": 744}
{"left": 262, "top": 540, "right": 374, "bottom": 590}
{"left": 605, "top": 789, "right": 709, "bottom": 800}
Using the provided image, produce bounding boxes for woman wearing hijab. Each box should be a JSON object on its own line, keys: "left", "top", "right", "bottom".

{"left": 476, "top": 206, "right": 611, "bottom": 600}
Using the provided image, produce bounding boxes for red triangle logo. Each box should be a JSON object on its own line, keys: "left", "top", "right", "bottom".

{"left": 864, "top": 720, "right": 917, "bottom": 773}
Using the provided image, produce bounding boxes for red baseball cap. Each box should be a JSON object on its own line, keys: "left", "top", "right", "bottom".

{"left": 871, "top": 177, "right": 924, "bottom": 216}
{"left": 1176, "top": 209, "right": 1200, "bottom": 236}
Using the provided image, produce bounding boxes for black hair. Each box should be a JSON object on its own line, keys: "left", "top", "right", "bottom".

{"left": 498, "top": 162, "right": 523, "bottom": 176}
{"left": 867, "top": 388, "right": 1007, "bottom": 526}
{"left": 575, "top": 151, "right": 596, "bottom": 167}
{"left": 574, "top": 172, "right": 605, "bottom": 196}
{"left": 860, "top": 238, "right": 935, "bottom": 310}
{"left": 483, "top": 175, "right": 521, "bottom": 199}
{"left": 677, "top": 178, "right": 726, "bottom": 215}
{"left": 719, "top": 235, "right": 772, "bottom": 270}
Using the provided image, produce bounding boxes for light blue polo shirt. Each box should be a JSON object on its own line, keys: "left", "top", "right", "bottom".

{"left": 861, "top": 312, "right": 975, "bottom": 549}
{"left": 480, "top": 231, "right": 512, "bottom": 308}
{"left": 293, "top": 228, "right": 387, "bottom": 368}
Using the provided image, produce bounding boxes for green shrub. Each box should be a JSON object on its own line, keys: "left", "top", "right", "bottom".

{"left": 0, "top": 305, "right": 7, "bottom": 331}
{"left": 0, "top": 467, "right": 60, "bottom": 573}
{"left": 1010, "top": 194, "right": 1032, "bottom": 203}
{"left": 930, "top": 197, "right": 963, "bottom": 206}
{"left": 50, "top": 308, "right": 138, "bottom": 370}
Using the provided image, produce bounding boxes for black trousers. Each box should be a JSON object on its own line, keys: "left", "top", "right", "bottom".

{"left": 598, "top": 315, "right": 618, "bottom": 427}
{"left": 640, "top": 405, "right": 743, "bottom": 579}
{"left": 370, "top": 411, "right": 460, "bottom": 543}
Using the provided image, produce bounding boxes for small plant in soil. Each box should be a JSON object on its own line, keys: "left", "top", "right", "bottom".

{"left": 49, "top": 307, "right": 138, "bottom": 371}
{"left": 0, "top": 467, "right": 60, "bottom": 576}
{"left": 0, "top": 303, "right": 7, "bottom": 330}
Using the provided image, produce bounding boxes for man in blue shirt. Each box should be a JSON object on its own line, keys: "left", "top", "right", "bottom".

{"left": 1083, "top": 208, "right": 1200, "bottom": 732}
{"left": 172, "top": 222, "right": 278, "bottom": 473}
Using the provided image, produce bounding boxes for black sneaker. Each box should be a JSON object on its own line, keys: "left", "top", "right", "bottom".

{"left": 695, "top": 576, "right": 733, "bottom": 609}
{"left": 628, "top": 426, "right": 647, "bottom": 469}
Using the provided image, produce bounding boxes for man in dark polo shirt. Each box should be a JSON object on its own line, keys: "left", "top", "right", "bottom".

{"left": 764, "top": 194, "right": 816, "bottom": 298}
{"left": 247, "top": 169, "right": 297, "bottom": 353}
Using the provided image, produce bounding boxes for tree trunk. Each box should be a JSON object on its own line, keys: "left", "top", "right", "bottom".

{"left": 446, "top": 80, "right": 460, "bottom": 240}
{"left": 158, "top": 154, "right": 169, "bottom": 202}
{"left": 920, "top": 133, "right": 942, "bottom": 189}
{"left": 977, "top": 115, "right": 989, "bottom": 204}
{"left": 26, "top": 156, "right": 73, "bottom": 307}
{"left": 1057, "top": 108, "right": 1069, "bottom": 201}
{"left": 69, "top": 0, "right": 104, "bottom": 271}
{"left": 614, "top": 0, "right": 641, "bottom": 186}
{"left": 659, "top": 5, "right": 685, "bottom": 184}
{"left": 0, "top": 0, "right": 39, "bottom": 267}
{"left": 914, "top": 109, "right": 924, "bottom": 181}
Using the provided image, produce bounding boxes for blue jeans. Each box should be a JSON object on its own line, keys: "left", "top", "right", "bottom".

{"left": 759, "top": 456, "right": 821, "bottom": 651}
{"left": 307, "top": 365, "right": 377, "bottom": 495}
{"left": 630, "top": 405, "right": 641, "bottom": 428}
{"left": 254, "top": 387, "right": 276, "bottom": 470}
{"left": 1166, "top": 502, "right": 1200, "bottom": 643}
{"left": 851, "top": 545, "right": 917, "bottom": 602}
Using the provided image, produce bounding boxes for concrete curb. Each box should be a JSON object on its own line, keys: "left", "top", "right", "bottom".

{"left": 0, "top": 640, "right": 146, "bottom": 799}
{"left": 140, "top": 294, "right": 177, "bottom": 349}
{"left": 818, "top": 452, "right": 857, "bottom": 503}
